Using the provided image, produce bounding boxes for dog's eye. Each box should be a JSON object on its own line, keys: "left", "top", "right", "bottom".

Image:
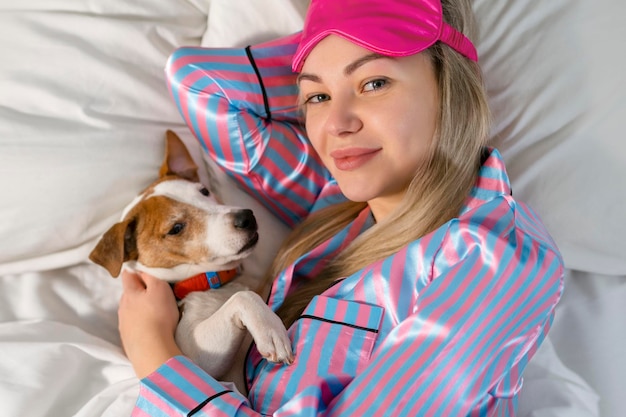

{"left": 167, "top": 223, "right": 185, "bottom": 236}
{"left": 199, "top": 187, "right": 210, "bottom": 197}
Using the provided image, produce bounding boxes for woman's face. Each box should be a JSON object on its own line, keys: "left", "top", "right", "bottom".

{"left": 298, "top": 35, "right": 440, "bottom": 221}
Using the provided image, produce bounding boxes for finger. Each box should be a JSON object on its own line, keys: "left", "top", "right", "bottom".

{"left": 139, "top": 271, "right": 161, "bottom": 287}
{"left": 121, "top": 269, "right": 146, "bottom": 292}
{"left": 140, "top": 273, "right": 177, "bottom": 302}
{"left": 138, "top": 271, "right": 171, "bottom": 292}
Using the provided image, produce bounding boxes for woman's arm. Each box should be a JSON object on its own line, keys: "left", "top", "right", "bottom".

{"left": 165, "top": 33, "right": 334, "bottom": 227}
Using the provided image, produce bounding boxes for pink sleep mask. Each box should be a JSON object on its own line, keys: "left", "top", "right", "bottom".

{"left": 292, "top": 0, "right": 478, "bottom": 72}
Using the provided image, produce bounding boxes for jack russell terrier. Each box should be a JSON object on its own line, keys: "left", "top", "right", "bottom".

{"left": 89, "top": 130, "right": 293, "bottom": 394}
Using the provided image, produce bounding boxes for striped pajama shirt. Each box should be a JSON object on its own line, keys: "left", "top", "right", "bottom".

{"left": 133, "top": 33, "right": 564, "bottom": 416}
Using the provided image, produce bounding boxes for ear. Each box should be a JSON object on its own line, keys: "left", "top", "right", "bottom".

{"left": 159, "top": 130, "right": 200, "bottom": 182}
{"left": 89, "top": 220, "right": 138, "bottom": 277}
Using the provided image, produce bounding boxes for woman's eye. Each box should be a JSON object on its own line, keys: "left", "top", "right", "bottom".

{"left": 363, "top": 78, "right": 388, "bottom": 92}
{"left": 199, "top": 187, "right": 210, "bottom": 196}
{"left": 304, "top": 93, "right": 330, "bottom": 104}
{"left": 167, "top": 223, "right": 185, "bottom": 236}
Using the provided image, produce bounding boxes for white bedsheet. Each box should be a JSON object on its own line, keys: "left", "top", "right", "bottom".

{"left": 0, "top": 266, "right": 135, "bottom": 417}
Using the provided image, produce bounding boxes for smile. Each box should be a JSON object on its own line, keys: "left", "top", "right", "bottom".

{"left": 330, "top": 147, "right": 381, "bottom": 171}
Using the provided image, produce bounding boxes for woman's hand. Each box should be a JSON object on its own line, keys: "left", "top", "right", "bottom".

{"left": 118, "top": 270, "right": 182, "bottom": 379}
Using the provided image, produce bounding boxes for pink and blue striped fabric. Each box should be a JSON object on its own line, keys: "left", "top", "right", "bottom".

{"left": 166, "top": 32, "right": 340, "bottom": 228}
{"left": 133, "top": 33, "right": 564, "bottom": 416}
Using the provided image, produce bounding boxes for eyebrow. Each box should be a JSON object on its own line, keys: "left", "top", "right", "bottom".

{"left": 344, "top": 53, "right": 386, "bottom": 75}
{"left": 296, "top": 53, "right": 387, "bottom": 84}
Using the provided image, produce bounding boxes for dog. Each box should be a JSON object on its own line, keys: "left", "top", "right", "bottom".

{"left": 89, "top": 130, "right": 293, "bottom": 394}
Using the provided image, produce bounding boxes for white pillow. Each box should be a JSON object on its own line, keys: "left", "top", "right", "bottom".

{"left": 474, "top": 0, "right": 626, "bottom": 275}
{"left": 0, "top": 0, "right": 209, "bottom": 274}
{"left": 202, "top": 0, "right": 308, "bottom": 47}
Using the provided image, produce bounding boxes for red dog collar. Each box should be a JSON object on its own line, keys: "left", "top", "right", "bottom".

{"left": 172, "top": 268, "right": 238, "bottom": 300}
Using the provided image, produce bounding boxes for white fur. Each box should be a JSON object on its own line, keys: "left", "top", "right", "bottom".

{"left": 110, "top": 177, "right": 293, "bottom": 393}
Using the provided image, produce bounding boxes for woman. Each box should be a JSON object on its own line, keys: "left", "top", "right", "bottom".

{"left": 119, "top": 0, "right": 564, "bottom": 415}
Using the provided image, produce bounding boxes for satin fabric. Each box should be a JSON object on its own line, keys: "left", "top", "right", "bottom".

{"left": 292, "top": 0, "right": 478, "bottom": 71}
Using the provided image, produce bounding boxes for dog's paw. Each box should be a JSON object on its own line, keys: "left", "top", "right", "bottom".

{"left": 248, "top": 308, "right": 294, "bottom": 365}
{"left": 255, "top": 326, "right": 294, "bottom": 365}
{"left": 234, "top": 291, "right": 295, "bottom": 365}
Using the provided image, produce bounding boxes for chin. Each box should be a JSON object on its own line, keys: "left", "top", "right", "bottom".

{"left": 336, "top": 180, "right": 379, "bottom": 203}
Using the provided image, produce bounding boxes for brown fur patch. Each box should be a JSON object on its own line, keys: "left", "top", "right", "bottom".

{"left": 127, "top": 195, "right": 214, "bottom": 269}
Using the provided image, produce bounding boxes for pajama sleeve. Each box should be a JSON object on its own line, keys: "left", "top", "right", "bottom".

{"left": 165, "top": 33, "right": 334, "bottom": 227}
{"left": 325, "top": 197, "right": 565, "bottom": 416}
{"left": 134, "top": 356, "right": 263, "bottom": 416}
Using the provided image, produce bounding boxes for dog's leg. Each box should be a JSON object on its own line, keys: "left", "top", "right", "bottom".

{"left": 224, "top": 291, "right": 293, "bottom": 365}
{"left": 177, "top": 290, "right": 293, "bottom": 381}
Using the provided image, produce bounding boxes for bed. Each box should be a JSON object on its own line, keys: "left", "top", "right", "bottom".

{"left": 0, "top": 0, "right": 624, "bottom": 416}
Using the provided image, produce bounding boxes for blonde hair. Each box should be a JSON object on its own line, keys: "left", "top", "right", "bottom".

{"left": 273, "top": 0, "right": 491, "bottom": 327}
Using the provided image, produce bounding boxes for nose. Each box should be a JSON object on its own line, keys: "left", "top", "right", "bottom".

{"left": 324, "top": 96, "right": 363, "bottom": 137}
{"left": 233, "top": 209, "right": 257, "bottom": 231}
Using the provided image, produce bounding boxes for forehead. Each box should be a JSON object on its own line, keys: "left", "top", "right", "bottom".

{"left": 121, "top": 179, "right": 223, "bottom": 221}
{"left": 299, "top": 34, "right": 433, "bottom": 83}
{"left": 300, "top": 35, "right": 376, "bottom": 74}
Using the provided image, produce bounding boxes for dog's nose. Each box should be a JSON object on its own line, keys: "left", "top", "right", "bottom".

{"left": 233, "top": 209, "right": 257, "bottom": 231}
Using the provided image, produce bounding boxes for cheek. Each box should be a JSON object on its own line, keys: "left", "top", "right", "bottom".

{"left": 376, "top": 111, "right": 437, "bottom": 177}
{"left": 391, "top": 97, "right": 438, "bottom": 146}
{"left": 304, "top": 114, "right": 328, "bottom": 157}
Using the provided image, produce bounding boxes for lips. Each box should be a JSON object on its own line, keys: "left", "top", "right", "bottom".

{"left": 330, "top": 147, "right": 381, "bottom": 171}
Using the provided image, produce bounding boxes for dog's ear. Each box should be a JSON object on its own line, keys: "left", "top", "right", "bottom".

{"left": 89, "top": 219, "right": 138, "bottom": 278}
{"left": 160, "top": 130, "right": 200, "bottom": 182}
